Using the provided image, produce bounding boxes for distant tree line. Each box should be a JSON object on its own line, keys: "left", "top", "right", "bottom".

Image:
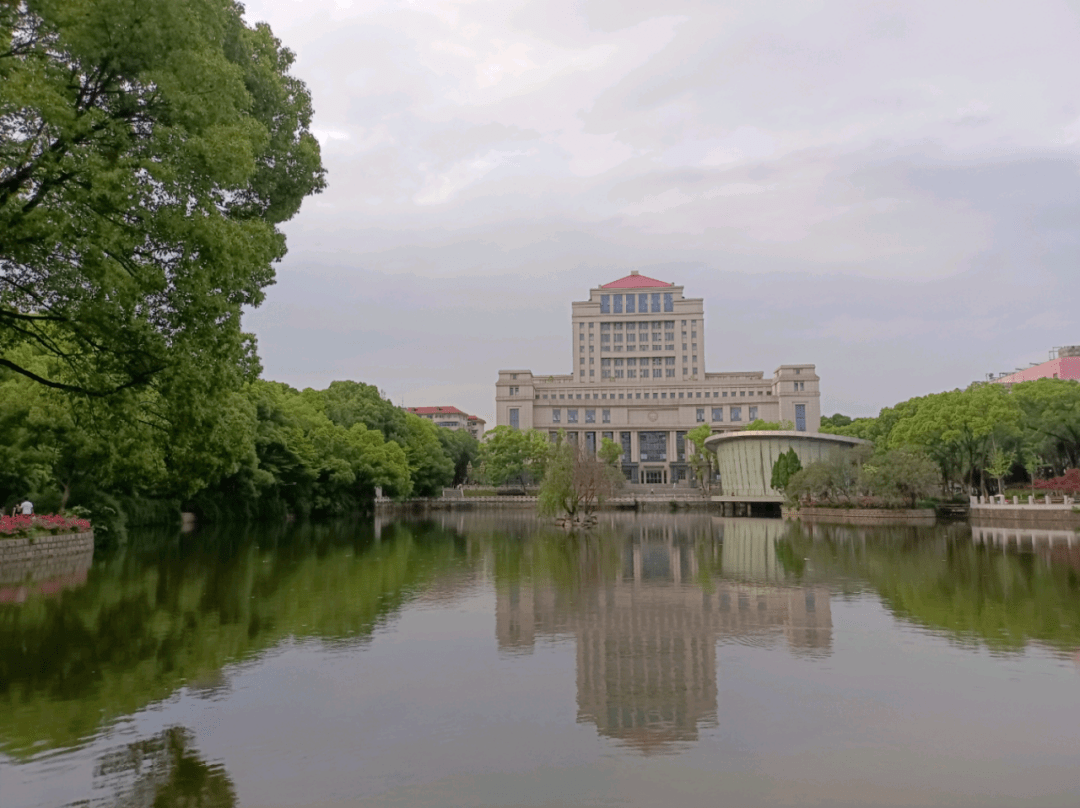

{"left": 818, "top": 379, "right": 1080, "bottom": 497}
{"left": 0, "top": 362, "right": 479, "bottom": 534}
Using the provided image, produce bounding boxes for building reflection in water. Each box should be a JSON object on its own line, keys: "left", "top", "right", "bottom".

{"left": 494, "top": 516, "right": 832, "bottom": 753}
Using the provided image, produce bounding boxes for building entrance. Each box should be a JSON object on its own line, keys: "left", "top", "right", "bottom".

{"left": 644, "top": 469, "right": 666, "bottom": 485}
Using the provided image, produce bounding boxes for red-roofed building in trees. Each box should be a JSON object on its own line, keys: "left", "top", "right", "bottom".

{"left": 495, "top": 271, "right": 820, "bottom": 485}
{"left": 405, "top": 406, "right": 486, "bottom": 440}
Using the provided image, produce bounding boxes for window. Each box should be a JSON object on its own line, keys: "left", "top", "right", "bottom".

{"left": 749, "top": 406, "right": 758, "bottom": 421}
{"left": 722, "top": 391, "right": 728, "bottom": 397}
{"left": 676, "top": 431, "right": 687, "bottom": 461}
{"left": 509, "top": 408, "right": 520, "bottom": 429}
{"left": 653, "top": 369, "right": 662, "bottom": 378}
{"left": 664, "top": 292, "right": 673, "bottom": 312}
{"left": 602, "top": 431, "right": 614, "bottom": 441}
{"left": 665, "top": 369, "right": 675, "bottom": 377}
{"left": 585, "top": 409, "right": 596, "bottom": 423}
{"left": 621, "top": 431, "right": 632, "bottom": 459}
{"left": 601, "top": 334, "right": 610, "bottom": 342}
{"left": 730, "top": 406, "right": 742, "bottom": 422}
{"left": 613, "top": 294, "right": 623, "bottom": 313}
{"left": 665, "top": 356, "right": 675, "bottom": 365}
{"left": 580, "top": 333, "right": 584, "bottom": 341}
{"left": 625, "top": 294, "right": 635, "bottom": 313}
{"left": 639, "top": 431, "right": 667, "bottom": 461}
{"left": 568, "top": 409, "right": 578, "bottom": 423}
{"left": 652, "top": 357, "right": 663, "bottom": 366}
{"left": 585, "top": 432, "right": 596, "bottom": 454}
{"left": 796, "top": 404, "right": 806, "bottom": 432}
{"left": 600, "top": 295, "right": 610, "bottom": 313}
{"left": 740, "top": 390, "right": 745, "bottom": 397}
{"left": 509, "top": 386, "right": 519, "bottom": 395}
{"left": 602, "top": 409, "right": 610, "bottom": 423}
{"left": 552, "top": 409, "right": 561, "bottom": 423}
{"left": 627, "top": 370, "right": 636, "bottom": 378}
{"left": 661, "top": 392, "right": 667, "bottom": 399}
{"left": 712, "top": 408, "right": 723, "bottom": 421}
{"left": 696, "top": 408, "right": 705, "bottom": 422}
{"left": 601, "top": 322, "right": 610, "bottom": 331}
{"left": 638, "top": 293, "right": 648, "bottom": 312}
{"left": 651, "top": 293, "right": 661, "bottom": 312}
{"left": 795, "top": 368, "right": 801, "bottom": 374}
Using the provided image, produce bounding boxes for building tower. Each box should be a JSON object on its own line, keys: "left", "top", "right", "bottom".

{"left": 495, "top": 272, "right": 821, "bottom": 485}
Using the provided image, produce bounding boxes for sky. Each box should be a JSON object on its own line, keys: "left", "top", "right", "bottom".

{"left": 239, "top": 0, "right": 1080, "bottom": 423}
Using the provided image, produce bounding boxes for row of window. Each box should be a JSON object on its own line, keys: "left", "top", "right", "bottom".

{"left": 600, "top": 333, "right": 680, "bottom": 342}
{"left": 552, "top": 409, "right": 611, "bottom": 424}
{"left": 540, "top": 389, "right": 768, "bottom": 400}
{"left": 599, "top": 293, "right": 674, "bottom": 314}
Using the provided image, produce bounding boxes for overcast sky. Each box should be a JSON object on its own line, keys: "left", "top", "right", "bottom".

{"left": 239, "top": 0, "right": 1080, "bottom": 423}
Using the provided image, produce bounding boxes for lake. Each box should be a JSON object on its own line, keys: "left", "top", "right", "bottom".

{"left": 2, "top": 513, "right": 1080, "bottom": 807}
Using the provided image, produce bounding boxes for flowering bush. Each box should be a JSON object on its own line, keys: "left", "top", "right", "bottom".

{"left": 0, "top": 514, "right": 92, "bottom": 538}
{"left": 1032, "top": 468, "right": 1080, "bottom": 495}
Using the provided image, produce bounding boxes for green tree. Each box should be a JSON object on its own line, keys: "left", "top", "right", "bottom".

{"left": 402, "top": 414, "right": 454, "bottom": 496}
{"left": 686, "top": 423, "right": 716, "bottom": 496}
{"left": 537, "top": 434, "right": 619, "bottom": 518}
{"left": 477, "top": 427, "right": 550, "bottom": 493}
{"left": 744, "top": 419, "right": 794, "bottom": 431}
{"left": 437, "top": 427, "right": 479, "bottom": 486}
{"left": 887, "top": 385, "right": 1020, "bottom": 495}
{"left": 769, "top": 448, "right": 802, "bottom": 494}
{"left": 0, "top": 0, "right": 325, "bottom": 398}
{"left": 861, "top": 447, "right": 940, "bottom": 507}
{"left": 1011, "top": 379, "right": 1080, "bottom": 474}
{"left": 984, "top": 444, "right": 1014, "bottom": 496}
{"left": 598, "top": 436, "right": 623, "bottom": 468}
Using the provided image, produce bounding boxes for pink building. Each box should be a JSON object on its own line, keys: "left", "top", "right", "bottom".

{"left": 990, "top": 347, "right": 1080, "bottom": 385}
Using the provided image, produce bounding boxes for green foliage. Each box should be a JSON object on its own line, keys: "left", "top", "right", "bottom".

{"left": 598, "top": 436, "right": 623, "bottom": 467}
{"left": 745, "top": 419, "right": 794, "bottom": 431}
{"left": 477, "top": 427, "right": 551, "bottom": 492}
{"left": 861, "top": 447, "right": 940, "bottom": 507}
{"left": 536, "top": 434, "right": 621, "bottom": 517}
{"left": 786, "top": 445, "right": 872, "bottom": 505}
{"left": 685, "top": 423, "right": 716, "bottom": 494}
{"left": 820, "top": 413, "right": 853, "bottom": 429}
{"left": 0, "top": 0, "right": 325, "bottom": 399}
{"left": 769, "top": 448, "right": 802, "bottom": 493}
{"left": 437, "top": 428, "right": 480, "bottom": 486}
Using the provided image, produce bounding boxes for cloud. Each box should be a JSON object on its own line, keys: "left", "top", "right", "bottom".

{"left": 238, "top": 0, "right": 1080, "bottom": 423}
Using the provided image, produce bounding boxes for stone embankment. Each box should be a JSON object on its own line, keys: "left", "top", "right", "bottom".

{"left": 782, "top": 507, "right": 935, "bottom": 526}
{"left": 969, "top": 494, "right": 1080, "bottom": 528}
{"left": 0, "top": 530, "right": 95, "bottom": 603}
{"left": 376, "top": 493, "right": 714, "bottom": 515}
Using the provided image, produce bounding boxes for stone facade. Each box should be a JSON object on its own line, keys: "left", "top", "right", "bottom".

{"left": 705, "top": 431, "right": 871, "bottom": 500}
{"left": 495, "top": 272, "right": 821, "bottom": 484}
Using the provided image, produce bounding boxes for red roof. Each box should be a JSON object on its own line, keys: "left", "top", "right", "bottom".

{"left": 601, "top": 273, "right": 672, "bottom": 289}
{"left": 406, "top": 406, "right": 467, "bottom": 416}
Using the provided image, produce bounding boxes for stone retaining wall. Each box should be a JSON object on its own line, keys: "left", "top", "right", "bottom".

{"left": 783, "top": 508, "right": 936, "bottom": 525}
{"left": 0, "top": 531, "right": 95, "bottom": 586}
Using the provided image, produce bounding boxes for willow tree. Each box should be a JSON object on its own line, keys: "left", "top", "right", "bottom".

{"left": 0, "top": 0, "right": 325, "bottom": 397}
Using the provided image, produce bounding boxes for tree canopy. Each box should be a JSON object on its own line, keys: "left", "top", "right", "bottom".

{"left": 0, "top": 0, "right": 325, "bottom": 397}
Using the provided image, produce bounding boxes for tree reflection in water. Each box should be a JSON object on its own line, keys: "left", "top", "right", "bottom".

{"left": 91, "top": 726, "right": 235, "bottom": 808}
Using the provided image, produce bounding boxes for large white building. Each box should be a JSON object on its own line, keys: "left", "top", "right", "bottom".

{"left": 495, "top": 272, "right": 821, "bottom": 484}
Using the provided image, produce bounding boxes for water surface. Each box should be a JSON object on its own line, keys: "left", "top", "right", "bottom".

{"left": 2, "top": 513, "right": 1080, "bottom": 807}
